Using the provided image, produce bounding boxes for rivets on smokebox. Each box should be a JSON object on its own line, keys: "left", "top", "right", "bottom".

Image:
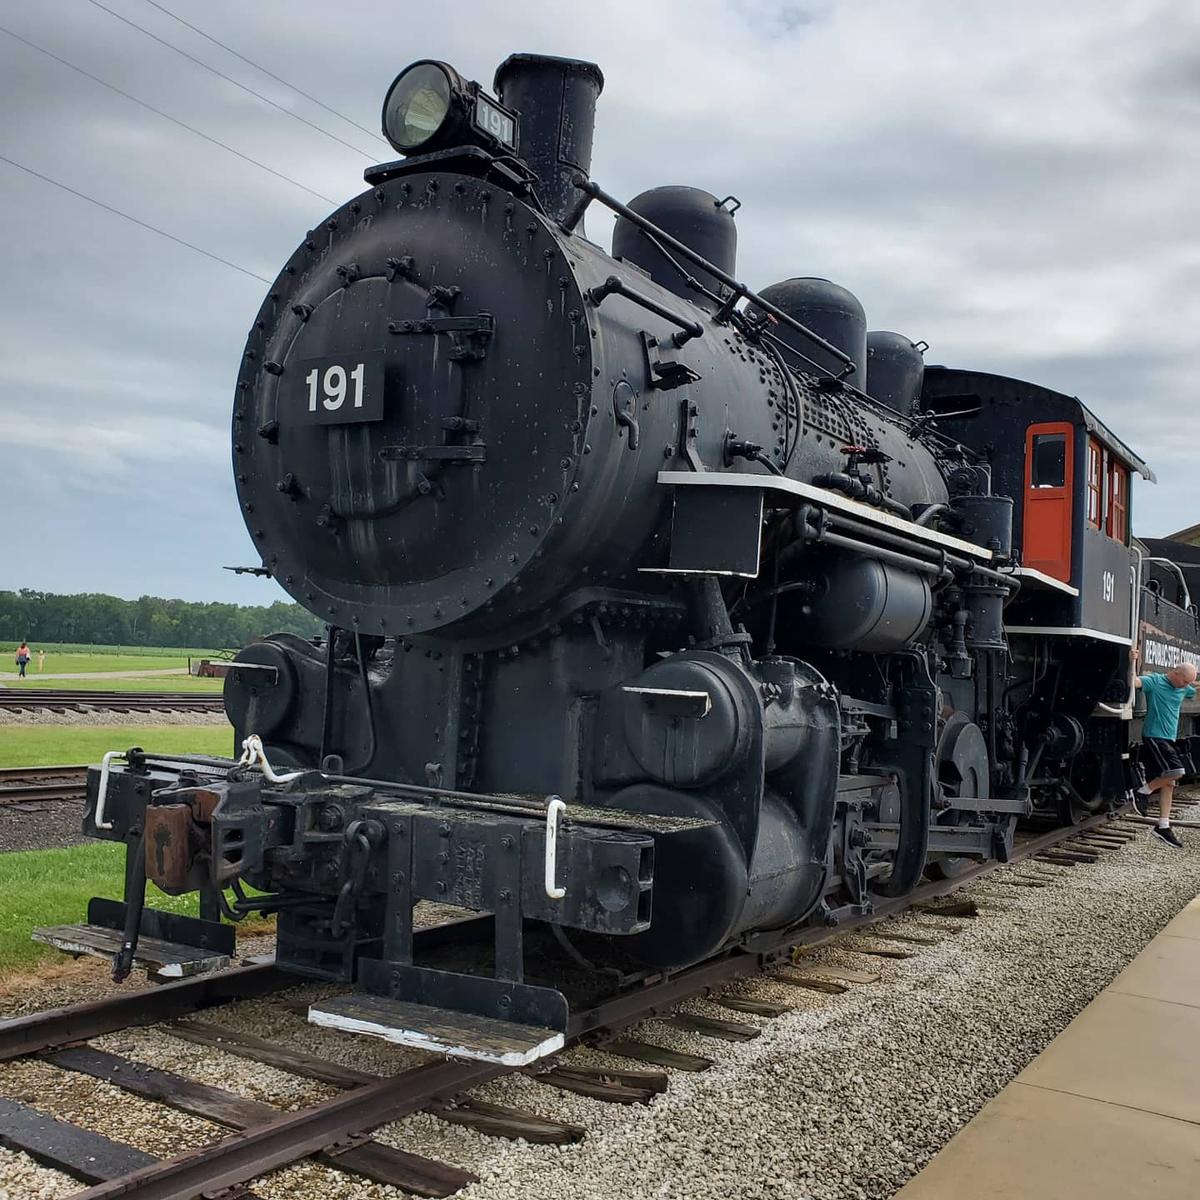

{"left": 264, "top": 360, "right": 283, "bottom": 376}
{"left": 336, "top": 262, "right": 360, "bottom": 285}
{"left": 374, "top": 188, "right": 385, "bottom": 202}
{"left": 292, "top": 303, "right": 312, "bottom": 320}
{"left": 349, "top": 201, "right": 361, "bottom": 214}
{"left": 326, "top": 218, "right": 338, "bottom": 231}
{"left": 257, "top": 421, "right": 279, "bottom": 444}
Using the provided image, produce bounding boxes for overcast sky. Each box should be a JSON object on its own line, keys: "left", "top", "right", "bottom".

{"left": 3, "top": 0, "right": 1198, "bottom": 604}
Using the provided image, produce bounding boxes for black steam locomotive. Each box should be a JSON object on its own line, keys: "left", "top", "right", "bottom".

{"left": 74, "top": 53, "right": 1199, "bottom": 1064}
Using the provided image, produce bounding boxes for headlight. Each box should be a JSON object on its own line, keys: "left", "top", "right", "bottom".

{"left": 381, "top": 60, "right": 518, "bottom": 158}
{"left": 382, "top": 61, "right": 456, "bottom": 153}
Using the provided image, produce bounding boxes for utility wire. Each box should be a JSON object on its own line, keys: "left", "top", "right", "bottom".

{"left": 0, "top": 151, "right": 271, "bottom": 283}
{"left": 140, "top": 0, "right": 389, "bottom": 149}
{"left": 0, "top": 25, "right": 334, "bottom": 204}
{"left": 83, "top": 0, "right": 377, "bottom": 159}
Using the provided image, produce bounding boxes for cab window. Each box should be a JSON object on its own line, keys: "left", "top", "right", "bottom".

{"left": 1030, "top": 433, "right": 1066, "bottom": 488}
{"left": 1086, "top": 437, "right": 1103, "bottom": 528}
{"left": 1108, "top": 461, "right": 1129, "bottom": 543}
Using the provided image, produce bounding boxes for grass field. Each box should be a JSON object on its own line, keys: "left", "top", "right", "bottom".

{"left": 0, "top": 724, "right": 234, "bottom": 769}
{"left": 0, "top": 842, "right": 201, "bottom": 971}
{"left": 16, "top": 675, "right": 224, "bottom": 692}
{"left": 14, "top": 643, "right": 228, "bottom": 658}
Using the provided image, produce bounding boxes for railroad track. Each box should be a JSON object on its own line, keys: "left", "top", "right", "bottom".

{"left": 0, "top": 690, "right": 224, "bottom": 715}
{"left": 0, "top": 811, "right": 1146, "bottom": 1198}
{"left": 0, "top": 766, "right": 88, "bottom": 811}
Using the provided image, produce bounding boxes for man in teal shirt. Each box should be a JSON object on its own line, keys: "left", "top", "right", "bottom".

{"left": 1131, "top": 657, "right": 1198, "bottom": 848}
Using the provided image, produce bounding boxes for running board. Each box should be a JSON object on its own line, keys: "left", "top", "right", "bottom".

{"left": 309, "top": 993, "right": 565, "bottom": 1066}
{"left": 32, "top": 898, "right": 234, "bottom": 981}
{"left": 31, "top": 924, "right": 231, "bottom": 980}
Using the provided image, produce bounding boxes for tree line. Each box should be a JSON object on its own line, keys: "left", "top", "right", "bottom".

{"left": 0, "top": 589, "right": 323, "bottom": 650}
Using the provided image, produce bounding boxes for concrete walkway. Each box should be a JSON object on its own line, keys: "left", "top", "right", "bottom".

{"left": 0, "top": 667, "right": 188, "bottom": 681}
{"left": 895, "top": 895, "right": 1200, "bottom": 1198}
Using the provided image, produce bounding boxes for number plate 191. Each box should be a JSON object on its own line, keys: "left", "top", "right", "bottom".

{"left": 293, "top": 354, "right": 385, "bottom": 424}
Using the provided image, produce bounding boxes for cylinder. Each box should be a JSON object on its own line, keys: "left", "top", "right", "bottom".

{"left": 755, "top": 277, "right": 867, "bottom": 382}
{"left": 867, "top": 331, "right": 926, "bottom": 415}
{"left": 494, "top": 53, "right": 604, "bottom": 225}
{"left": 787, "top": 552, "right": 932, "bottom": 652}
{"left": 612, "top": 187, "right": 737, "bottom": 313}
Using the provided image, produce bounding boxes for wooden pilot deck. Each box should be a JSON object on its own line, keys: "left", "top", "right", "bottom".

{"left": 309, "top": 992, "right": 566, "bottom": 1067}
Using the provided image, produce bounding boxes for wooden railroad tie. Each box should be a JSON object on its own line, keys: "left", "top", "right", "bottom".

{"left": 843, "top": 944, "right": 915, "bottom": 960}
{"left": 771, "top": 970, "right": 848, "bottom": 994}
{"left": 716, "top": 995, "right": 793, "bottom": 1018}
{"left": 860, "top": 930, "right": 940, "bottom": 946}
{"left": 171, "top": 1018, "right": 598, "bottom": 1134}
{"left": 599, "top": 1038, "right": 714, "bottom": 1072}
{"left": 1123, "top": 815, "right": 1200, "bottom": 829}
{"left": 659, "top": 1012, "right": 761, "bottom": 1042}
{"left": 915, "top": 900, "right": 979, "bottom": 919}
{"left": 43, "top": 1045, "right": 476, "bottom": 1195}
{"left": 533, "top": 1065, "right": 668, "bottom": 1104}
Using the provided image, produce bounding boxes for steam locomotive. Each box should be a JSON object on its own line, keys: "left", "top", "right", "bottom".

{"left": 74, "top": 53, "right": 1199, "bottom": 1064}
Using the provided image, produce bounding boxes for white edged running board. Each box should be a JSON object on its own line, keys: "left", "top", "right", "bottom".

{"left": 308, "top": 992, "right": 566, "bottom": 1067}
{"left": 31, "top": 923, "right": 231, "bottom": 980}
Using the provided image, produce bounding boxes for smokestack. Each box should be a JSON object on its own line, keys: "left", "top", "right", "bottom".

{"left": 494, "top": 53, "right": 604, "bottom": 225}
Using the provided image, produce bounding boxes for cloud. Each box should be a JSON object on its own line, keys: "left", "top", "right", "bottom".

{"left": 2, "top": 0, "right": 1197, "bottom": 604}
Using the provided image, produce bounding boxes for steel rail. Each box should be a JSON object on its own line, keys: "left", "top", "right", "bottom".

{"left": 0, "top": 765, "right": 88, "bottom": 781}
{"left": 20, "top": 811, "right": 1120, "bottom": 1199}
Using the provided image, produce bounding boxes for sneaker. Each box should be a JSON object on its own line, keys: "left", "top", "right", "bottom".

{"left": 1130, "top": 792, "right": 1149, "bottom": 818}
{"left": 1151, "top": 825, "right": 1183, "bottom": 850}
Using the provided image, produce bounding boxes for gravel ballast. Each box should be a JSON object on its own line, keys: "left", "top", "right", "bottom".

{"left": 0, "top": 799, "right": 87, "bottom": 853}
{"left": 0, "top": 824, "right": 1197, "bottom": 1199}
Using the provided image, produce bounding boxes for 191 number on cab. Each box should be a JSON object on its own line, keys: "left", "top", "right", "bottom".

{"left": 294, "top": 354, "right": 385, "bottom": 425}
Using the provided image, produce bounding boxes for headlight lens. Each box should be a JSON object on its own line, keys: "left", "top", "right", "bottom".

{"left": 382, "top": 62, "right": 453, "bottom": 153}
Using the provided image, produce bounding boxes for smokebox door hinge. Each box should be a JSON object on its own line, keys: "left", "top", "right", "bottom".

{"left": 388, "top": 313, "right": 495, "bottom": 362}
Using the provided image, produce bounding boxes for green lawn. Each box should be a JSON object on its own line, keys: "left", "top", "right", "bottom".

{"left": 17, "top": 675, "right": 224, "bottom": 692}
{"left": 10, "top": 652, "right": 192, "bottom": 675}
{"left": 0, "top": 842, "right": 200, "bottom": 971}
{"left": 16, "top": 643, "right": 228, "bottom": 658}
{"left": 0, "top": 724, "right": 235, "bottom": 769}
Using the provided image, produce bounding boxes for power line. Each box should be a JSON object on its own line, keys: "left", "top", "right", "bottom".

{"left": 0, "top": 151, "right": 271, "bottom": 283}
{"left": 140, "top": 0, "right": 389, "bottom": 149}
{"left": 0, "top": 24, "right": 334, "bottom": 204}
{"left": 83, "top": 0, "right": 377, "bottom": 159}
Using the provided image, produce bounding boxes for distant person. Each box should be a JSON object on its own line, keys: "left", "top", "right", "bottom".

{"left": 1130, "top": 648, "right": 1198, "bottom": 848}
{"left": 14, "top": 641, "right": 31, "bottom": 678}
{"left": 37, "top": 648, "right": 45, "bottom": 672}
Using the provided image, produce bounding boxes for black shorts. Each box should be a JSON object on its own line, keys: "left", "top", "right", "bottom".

{"left": 1141, "top": 737, "right": 1189, "bottom": 780}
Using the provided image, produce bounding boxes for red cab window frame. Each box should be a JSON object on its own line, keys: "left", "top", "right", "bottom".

{"left": 1085, "top": 436, "right": 1103, "bottom": 529}
{"left": 1108, "top": 460, "right": 1129, "bottom": 543}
